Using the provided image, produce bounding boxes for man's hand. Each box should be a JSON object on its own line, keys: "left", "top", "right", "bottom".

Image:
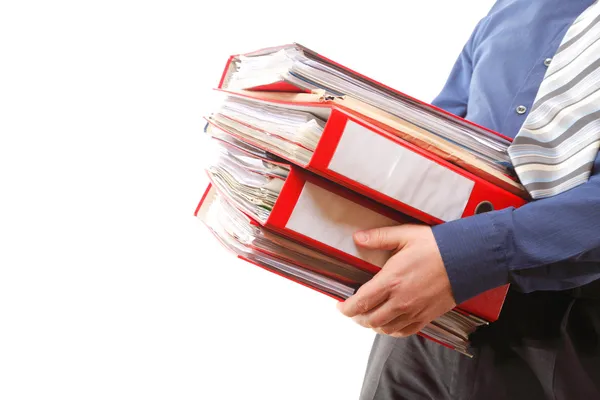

{"left": 336, "top": 224, "right": 456, "bottom": 337}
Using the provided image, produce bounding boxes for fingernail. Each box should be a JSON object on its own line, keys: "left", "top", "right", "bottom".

{"left": 355, "top": 231, "right": 368, "bottom": 243}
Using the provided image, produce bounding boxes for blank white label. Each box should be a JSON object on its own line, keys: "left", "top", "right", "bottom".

{"left": 328, "top": 120, "right": 474, "bottom": 221}
{"left": 285, "top": 182, "right": 397, "bottom": 268}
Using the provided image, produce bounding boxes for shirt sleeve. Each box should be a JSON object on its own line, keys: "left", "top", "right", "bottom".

{"left": 432, "top": 155, "right": 600, "bottom": 303}
{"left": 429, "top": 35, "right": 474, "bottom": 118}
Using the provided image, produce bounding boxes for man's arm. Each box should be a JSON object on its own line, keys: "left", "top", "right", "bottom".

{"left": 336, "top": 16, "right": 600, "bottom": 336}
{"left": 428, "top": 33, "right": 475, "bottom": 118}
{"left": 429, "top": 14, "right": 600, "bottom": 303}
{"left": 337, "top": 128, "right": 600, "bottom": 338}
{"left": 427, "top": 13, "right": 600, "bottom": 302}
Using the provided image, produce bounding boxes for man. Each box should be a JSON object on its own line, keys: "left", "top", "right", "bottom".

{"left": 336, "top": 1, "right": 600, "bottom": 399}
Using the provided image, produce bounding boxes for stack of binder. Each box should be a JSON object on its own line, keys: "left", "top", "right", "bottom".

{"left": 196, "top": 43, "right": 530, "bottom": 356}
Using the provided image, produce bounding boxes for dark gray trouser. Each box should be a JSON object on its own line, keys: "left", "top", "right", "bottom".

{"left": 359, "top": 288, "right": 600, "bottom": 400}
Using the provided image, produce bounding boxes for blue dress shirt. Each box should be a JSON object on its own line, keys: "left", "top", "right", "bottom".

{"left": 430, "top": 0, "right": 600, "bottom": 303}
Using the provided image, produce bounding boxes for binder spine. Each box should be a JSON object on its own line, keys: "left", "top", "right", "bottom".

{"left": 310, "top": 108, "right": 528, "bottom": 224}
{"left": 218, "top": 55, "right": 237, "bottom": 89}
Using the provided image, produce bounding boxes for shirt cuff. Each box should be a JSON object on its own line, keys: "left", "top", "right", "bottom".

{"left": 431, "top": 210, "right": 512, "bottom": 304}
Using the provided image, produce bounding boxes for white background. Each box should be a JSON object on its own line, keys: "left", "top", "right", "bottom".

{"left": 0, "top": 1, "right": 494, "bottom": 399}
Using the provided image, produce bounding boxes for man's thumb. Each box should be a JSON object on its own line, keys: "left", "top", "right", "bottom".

{"left": 353, "top": 226, "right": 408, "bottom": 252}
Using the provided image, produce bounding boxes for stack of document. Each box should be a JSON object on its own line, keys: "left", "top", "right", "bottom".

{"left": 206, "top": 142, "right": 286, "bottom": 222}
{"left": 201, "top": 188, "right": 369, "bottom": 300}
{"left": 197, "top": 43, "right": 527, "bottom": 357}
{"left": 207, "top": 95, "right": 328, "bottom": 165}
{"left": 223, "top": 43, "right": 514, "bottom": 177}
{"left": 200, "top": 139, "right": 488, "bottom": 356}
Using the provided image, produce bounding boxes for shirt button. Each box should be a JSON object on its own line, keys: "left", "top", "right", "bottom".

{"left": 516, "top": 105, "right": 527, "bottom": 114}
{"left": 544, "top": 57, "right": 552, "bottom": 67}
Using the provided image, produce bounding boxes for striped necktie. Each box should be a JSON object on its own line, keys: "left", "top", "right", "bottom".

{"left": 508, "top": 1, "right": 600, "bottom": 199}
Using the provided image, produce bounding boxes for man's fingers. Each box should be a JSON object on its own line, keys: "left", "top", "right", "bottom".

{"left": 352, "top": 298, "right": 411, "bottom": 329}
{"left": 353, "top": 225, "right": 412, "bottom": 252}
{"left": 374, "top": 313, "right": 416, "bottom": 336}
{"left": 390, "top": 321, "right": 427, "bottom": 338}
{"left": 336, "top": 272, "right": 391, "bottom": 318}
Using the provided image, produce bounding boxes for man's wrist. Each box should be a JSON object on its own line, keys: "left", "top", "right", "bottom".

{"left": 431, "top": 211, "right": 511, "bottom": 303}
